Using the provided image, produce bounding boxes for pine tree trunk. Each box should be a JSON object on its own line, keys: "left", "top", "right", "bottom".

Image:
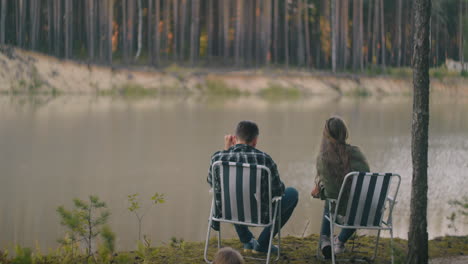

{"left": 163, "top": 0, "right": 170, "bottom": 61}
{"left": 331, "top": 0, "right": 337, "bottom": 72}
{"left": 380, "top": 0, "right": 385, "bottom": 68}
{"left": 273, "top": 0, "right": 279, "bottom": 64}
{"left": 190, "top": 0, "right": 199, "bottom": 65}
{"left": 108, "top": 0, "right": 113, "bottom": 64}
{"left": 223, "top": 0, "right": 229, "bottom": 62}
{"left": 396, "top": 0, "right": 403, "bottom": 67}
{"left": 372, "top": 0, "right": 379, "bottom": 66}
{"left": 172, "top": 0, "right": 178, "bottom": 61}
{"left": 180, "top": 0, "right": 186, "bottom": 60}
{"left": 297, "top": 0, "right": 304, "bottom": 66}
{"left": 207, "top": 0, "right": 213, "bottom": 59}
{"left": 122, "top": 0, "right": 127, "bottom": 62}
{"left": 352, "top": 0, "right": 362, "bottom": 70}
{"left": 0, "top": 0, "right": 5, "bottom": 45}
{"left": 135, "top": 0, "right": 142, "bottom": 59}
{"left": 235, "top": 0, "right": 242, "bottom": 66}
{"left": 148, "top": 0, "right": 153, "bottom": 64}
{"left": 459, "top": 0, "right": 464, "bottom": 64}
{"left": 54, "top": 0, "right": 61, "bottom": 57}
{"left": 65, "top": 0, "right": 73, "bottom": 58}
{"left": 407, "top": 0, "right": 431, "bottom": 263}
{"left": 155, "top": 0, "right": 160, "bottom": 66}
{"left": 48, "top": 0, "right": 53, "bottom": 52}
{"left": 304, "top": 0, "right": 311, "bottom": 68}
{"left": 341, "top": 0, "right": 349, "bottom": 69}
{"left": 366, "top": 0, "right": 373, "bottom": 66}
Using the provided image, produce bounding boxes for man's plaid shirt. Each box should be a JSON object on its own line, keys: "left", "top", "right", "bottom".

{"left": 207, "top": 144, "right": 285, "bottom": 222}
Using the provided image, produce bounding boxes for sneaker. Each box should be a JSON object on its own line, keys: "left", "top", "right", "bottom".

{"left": 320, "top": 235, "right": 332, "bottom": 259}
{"left": 253, "top": 243, "right": 279, "bottom": 254}
{"left": 333, "top": 236, "right": 345, "bottom": 254}
{"left": 243, "top": 238, "right": 259, "bottom": 253}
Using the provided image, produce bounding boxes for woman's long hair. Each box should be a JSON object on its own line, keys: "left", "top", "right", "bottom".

{"left": 317, "top": 116, "right": 351, "bottom": 184}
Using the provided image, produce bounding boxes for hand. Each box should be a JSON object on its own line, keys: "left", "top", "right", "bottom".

{"left": 224, "top": 134, "right": 236, "bottom": 150}
{"left": 311, "top": 183, "right": 321, "bottom": 198}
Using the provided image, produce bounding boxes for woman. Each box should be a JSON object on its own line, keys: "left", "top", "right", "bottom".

{"left": 311, "top": 116, "right": 370, "bottom": 259}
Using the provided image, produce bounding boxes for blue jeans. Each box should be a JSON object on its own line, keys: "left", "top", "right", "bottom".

{"left": 234, "top": 187, "right": 299, "bottom": 247}
{"left": 320, "top": 202, "right": 355, "bottom": 243}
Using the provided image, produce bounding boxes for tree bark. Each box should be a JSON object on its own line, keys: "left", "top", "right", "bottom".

{"left": 65, "top": 0, "right": 73, "bottom": 58}
{"left": 235, "top": 0, "right": 243, "bottom": 66}
{"left": 148, "top": 0, "right": 153, "bottom": 64}
{"left": 352, "top": 0, "right": 363, "bottom": 70}
{"left": 207, "top": 0, "right": 213, "bottom": 59}
{"left": 0, "top": 0, "right": 5, "bottom": 45}
{"left": 155, "top": 0, "right": 161, "bottom": 66}
{"left": 172, "top": 0, "right": 178, "bottom": 61}
{"left": 180, "top": 0, "right": 187, "bottom": 60}
{"left": 273, "top": 0, "right": 279, "bottom": 64}
{"left": 304, "top": 0, "right": 311, "bottom": 68}
{"left": 407, "top": 0, "right": 431, "bottom": 263}
{"left": 331, "top": 0, "right": 337, "bottom": 72}
{"left": 396, "top": 0, "right": 403, "bottom": 67}
{"left": 380, "top": 0, "right": 385, "bottom": 68}
{"left": 223, "top": 0, "right": 229, "bottom": 62}
{"left": 190, "top": 0, "right": 199, "bottom": 65}
{"left": 135, "top": 0, "right": 142, "bottom": 59}
{"left": 297, "top": 0, "right": 305, "bottom": 66}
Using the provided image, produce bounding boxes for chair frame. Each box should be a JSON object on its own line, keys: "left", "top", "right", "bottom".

{"left": 204, "top": 161, "right": 282, "bottom": 264}
{"left": 316, "top": 172, "right": 401, "bottom": 264}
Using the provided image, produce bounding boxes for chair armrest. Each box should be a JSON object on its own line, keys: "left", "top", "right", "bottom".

{"left": 272, "top": 196, "right": 283, "bottom": 202}
{"left": 386, "top": 196, "right": 397, "bottom": 205}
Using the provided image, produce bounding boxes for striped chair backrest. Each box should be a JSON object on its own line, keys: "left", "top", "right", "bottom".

{"left": 212, "top": 161, "right": 272, "bottom": 226}
{"left": 340, "top": 172, "right": 398, "bottom": 227}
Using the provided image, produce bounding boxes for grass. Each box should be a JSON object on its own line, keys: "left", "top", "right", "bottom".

{"left": 345, "top": 86, "right": 372, "bottom": 97}
{"left": 259, "top": 84, "right": 301, "bottom": 100}
{"left": 99, "top": 83, "right": 158, "bottom": 97}
{"left": 199, "top": 79, "right": 245, "bottom": 96}
{"left": 1, "top": 235, "right": 466, "bottom": 264}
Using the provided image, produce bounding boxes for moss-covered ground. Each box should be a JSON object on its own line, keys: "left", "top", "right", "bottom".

{"left": 3, "top": 235, "right": 466, "bottom": 264}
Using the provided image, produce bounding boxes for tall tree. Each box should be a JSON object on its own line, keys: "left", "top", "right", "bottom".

{"left": 207, "top": 0, "right": 213, "bottom": 59}
{"left": 297, "top": 0, "right": 305, "bottom": 66}
{"left": 396, "top": 0, "right": 403, "bottom": 67}
{"left": 172, "top": 0, "right": 178, "bottom": 61}
{"left": 459, "top": 0, "right": 464, "bottom": 63}
{"left": 407, "top": 0, "right": 431, "bottom": 263}
{"left": 352, "top": 0, "right": 363, "bottom": 70}
{"left": 148, "top": 0, "right": 153, "bottom": 63}
{"left": 235, "top": 0, "right": 243, "bottom": 66}
{"left": 135, "top": 0, "right": 142, "bottom": 59}
{"left": 304, "top": 0, "right": 312, "bottom": 68}
{"left": 331, "top": 0, "right": 337, "bottom": 72}
{"left": 65, "top": 0, "right": 73, "bottom": 58}
{"left": 0, "top": 0, "right": 5, "bottom": 44}
{"left": 155, "top": 0, "right": 161, "bottom": 66}
{"left": 53, "top": 0, "right": 62, "bottom": 57}
{"left": 380, "top": 0, "right": 385, "bottom": 68}
{"left": 190, "top": 0, "right": 200, "bottom": 65}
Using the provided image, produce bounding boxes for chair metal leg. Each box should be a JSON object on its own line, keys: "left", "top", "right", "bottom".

{"left": 373, "top": 229, "right": 381, "bottom": 261}
{"left": 204, "top": 217, "right": 213, "bottom": 264}
{"left": 275, "top": 200, "right": 282, "bottom": 261}
{"left": 217, "top": 226, "right": 221, "bottom": 249}
{"left": 390, "top": 228, "right": 395, "bottom": 264}
{"left": 330, "top": 213, "right": 336, "bottom": 264}
{"left": 266, "top": 202, "right": 279, "bottom": 264}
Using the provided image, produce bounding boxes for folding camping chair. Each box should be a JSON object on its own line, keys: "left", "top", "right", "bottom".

{"left": 204, "top": 161, "right": 282, "bottom": 264}
{"left": 317, "top": 172, "right": 401, "bottom": 264}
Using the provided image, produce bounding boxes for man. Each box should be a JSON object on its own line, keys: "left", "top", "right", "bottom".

{"left": 207, "top": 120, "right": 298, "bottom": 253}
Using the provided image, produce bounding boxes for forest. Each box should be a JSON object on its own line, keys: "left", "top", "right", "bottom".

{"left": 0, "top": 0, "right": 466, "bottom": 71}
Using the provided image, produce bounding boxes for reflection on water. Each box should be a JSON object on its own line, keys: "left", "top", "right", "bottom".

{"left": 0, "top": 95, "right": 467, "bottom": 251}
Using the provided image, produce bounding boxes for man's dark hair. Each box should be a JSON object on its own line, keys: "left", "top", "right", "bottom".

{"left": 235, "top": 121, "right": 259, "bottom": 143}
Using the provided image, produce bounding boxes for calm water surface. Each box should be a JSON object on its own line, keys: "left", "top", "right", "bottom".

{"left": 0, "top": 95, "right": 467, "bottom": 251}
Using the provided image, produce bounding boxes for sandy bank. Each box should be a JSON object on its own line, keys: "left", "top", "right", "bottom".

{"left": 1, "top": 46, "right": 467, "bottom": 96}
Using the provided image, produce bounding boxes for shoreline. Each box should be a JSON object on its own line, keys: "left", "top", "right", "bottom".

{"left": 1, "top": 46, "right": 468, "bottom": 97}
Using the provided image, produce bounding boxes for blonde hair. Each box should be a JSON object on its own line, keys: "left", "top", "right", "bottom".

{"left": 213, "top": 247, "right": 245, "bottom": 264}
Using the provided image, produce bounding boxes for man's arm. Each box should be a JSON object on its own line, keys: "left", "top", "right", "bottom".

{"left": 269, "top": 161, "right": 285, "bottom": 197}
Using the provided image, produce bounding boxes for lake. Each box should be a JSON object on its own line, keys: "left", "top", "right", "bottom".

{"left": 0, "top": 95, "right": 467, "bottom": 251}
